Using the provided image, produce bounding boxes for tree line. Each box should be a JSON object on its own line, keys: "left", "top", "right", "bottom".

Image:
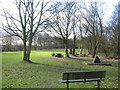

{"left": 1, "top": 0, "right": 120, "bottom": 63}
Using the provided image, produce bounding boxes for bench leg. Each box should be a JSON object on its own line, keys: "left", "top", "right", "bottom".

{"left": 97, "top": 81, "right": 100, "bottom": 90}
{"left": 67, "top": 82, "right": 69, "bottom": 90}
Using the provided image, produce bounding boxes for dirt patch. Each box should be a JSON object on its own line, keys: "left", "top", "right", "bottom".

{"left": 50, "top": 57, "right": 85, "bottom": 61}
{"left": 103, "top": 59, "right": 119, "bottom": 62}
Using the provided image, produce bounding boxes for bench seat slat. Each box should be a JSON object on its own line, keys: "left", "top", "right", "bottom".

{"left": 60, "top": 70, "right": 106, "bottom": 89}
{"left": 61, "top": 78, "right": 101, "bottom": 83}
{"left": 63, "top": 71, "right": 106, "bottom": 80}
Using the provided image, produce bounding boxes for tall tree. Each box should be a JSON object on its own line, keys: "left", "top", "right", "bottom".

{"left": 81, "top": 2, "right": 104, "bottom": 58}
{"left": 108, "top": 3, "right": 120, "bottom": 58}
{"left": 118, "top": 2, "right": 120, "bottom": 58}
{"left": 47, "top": 1, "right": 76, "bottom": 57}
{"left": 1, "top": 0, "right": 50, "bottom": 63}
{"left": 71, "top": 5, "right": 79, "bottom": 55}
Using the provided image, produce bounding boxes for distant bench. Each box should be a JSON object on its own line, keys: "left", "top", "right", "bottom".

{"left": 52, "top": 53, "right": 63, "bottom": 57}
{"left": 60, "top": 70, "right": 106, "bottom": 90}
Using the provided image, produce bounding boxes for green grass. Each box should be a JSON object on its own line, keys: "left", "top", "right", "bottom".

{"left": 2, "top": 49, "right": 118, "bottom": 88}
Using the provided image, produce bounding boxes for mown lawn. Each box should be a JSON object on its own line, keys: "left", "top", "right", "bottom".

{"left": 2, "top": 49, "right": 118, "bottom": 88}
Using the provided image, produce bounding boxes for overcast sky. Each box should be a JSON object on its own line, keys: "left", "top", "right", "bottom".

{"left": 0, "top": 0, "right": 119, "bottom": 25}
{"left": 0, "top": 0, "right": 119, "bottom": 44}
{"left": 0, "top": 0, "right": 119, "bottom": 22}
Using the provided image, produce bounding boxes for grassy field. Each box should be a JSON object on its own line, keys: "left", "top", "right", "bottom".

{"left": 2, "top": 49, "right": 118, "bottom": 88}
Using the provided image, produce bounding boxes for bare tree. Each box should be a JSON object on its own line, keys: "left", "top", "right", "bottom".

{"left": 75, "top": 9, "right": 87, "bottom": 55}
{"left": 47, "top": 1, "right": 76, "bottom": 57}
{"left": 118, "top": 2, "right": 120, "bottom": 58}
{"left": 1, "top": 0, "right": 50, "bottom": 63}
{"left": 81, "top": 2, "right": 104, "bottom": 58}
{"left": 108, "top": 3, "right": 120, "bottom": 58}
{"left": 71, "top": 14, "right": 79, "bottom": 55}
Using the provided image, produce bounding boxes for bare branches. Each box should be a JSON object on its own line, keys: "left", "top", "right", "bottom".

{"left": 1, "top": 0, "right": 51, "bottom": 61}
{"left": 2, "top": 0, "right": 51, "bottom": 40}
{"left": 80, "top": 2, "right": 105, "bottom": 58}
{"left": 47, "top": 1, "right": 76, "bottom": 39}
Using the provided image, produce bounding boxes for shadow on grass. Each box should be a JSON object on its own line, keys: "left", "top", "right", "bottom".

{"left": 22, "top": 60, "right": 88, "bottom": 72}
{"left": 37, "top": 62, "right": 88, "bottom": 72}
{"left": 51, "top": 56, "right": 92, "bottom": 62}
{"left": 23, "top": 60, "right": 39, "bottom": 64}
{"left": 69, "top": 57, "right": 91, "bottom": 62}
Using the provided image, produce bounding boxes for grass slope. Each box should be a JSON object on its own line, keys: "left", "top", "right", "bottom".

{"left": 2, "top": 49, "right": 118, "bottom": 88}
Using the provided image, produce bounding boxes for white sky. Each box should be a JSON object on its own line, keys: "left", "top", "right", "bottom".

{"left": 0, "top": 0, "right": 119, "bottom": 32}
{"left": 0, "top": 0, "right": 119, "bottom": 44}
{"left": 0, "top": 0, "right": 119, "bottom": 23}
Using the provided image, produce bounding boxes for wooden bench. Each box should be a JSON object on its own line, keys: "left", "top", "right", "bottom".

{"left": 60, "top": 70, "right": 106, "bottom": 90}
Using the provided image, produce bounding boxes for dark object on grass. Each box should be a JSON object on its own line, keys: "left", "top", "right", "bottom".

{"left": 69, "top": 49, "right": 73, "bottom": 54}
{"left": 88, "top": 56, "right": 112, "bottom": 66}
{"left": 93, "top": 56, "right": 101, "bottom": 63}
{"left": 52, "top": 53, "right": 55, "bottom": 56}
{"left": 55, "top": 53, "right": 63, "bottom": 57}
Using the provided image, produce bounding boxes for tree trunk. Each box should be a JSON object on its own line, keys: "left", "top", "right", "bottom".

{"left": 23, "top": 40, "right": 27, "bottom": 61}
{"left": 26, "top": 36, "right": 33, "bottom": 62}
{"left": 87, "top": 47, "right": 91, "bottom": 55}
{"left": 64, "top": 39, "right": 70, "bottom": 58}
{"left": 92, "top": 46, "right": 97, "bottom": 58}
{"left": 73, "top": 37, "right": 76, "bottom": 55}
{"left": 23, "top": 38, "right": 32, "bottom": 62}
{"left": 80, "top": 46, "right": 83, "bottom": 54}
{"left": 73, "top": 49, "right": 75, "bottom": 55}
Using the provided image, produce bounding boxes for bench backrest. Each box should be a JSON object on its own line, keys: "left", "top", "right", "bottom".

{"left": 63, "top": 70, "right": 106, "bottom": 80}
